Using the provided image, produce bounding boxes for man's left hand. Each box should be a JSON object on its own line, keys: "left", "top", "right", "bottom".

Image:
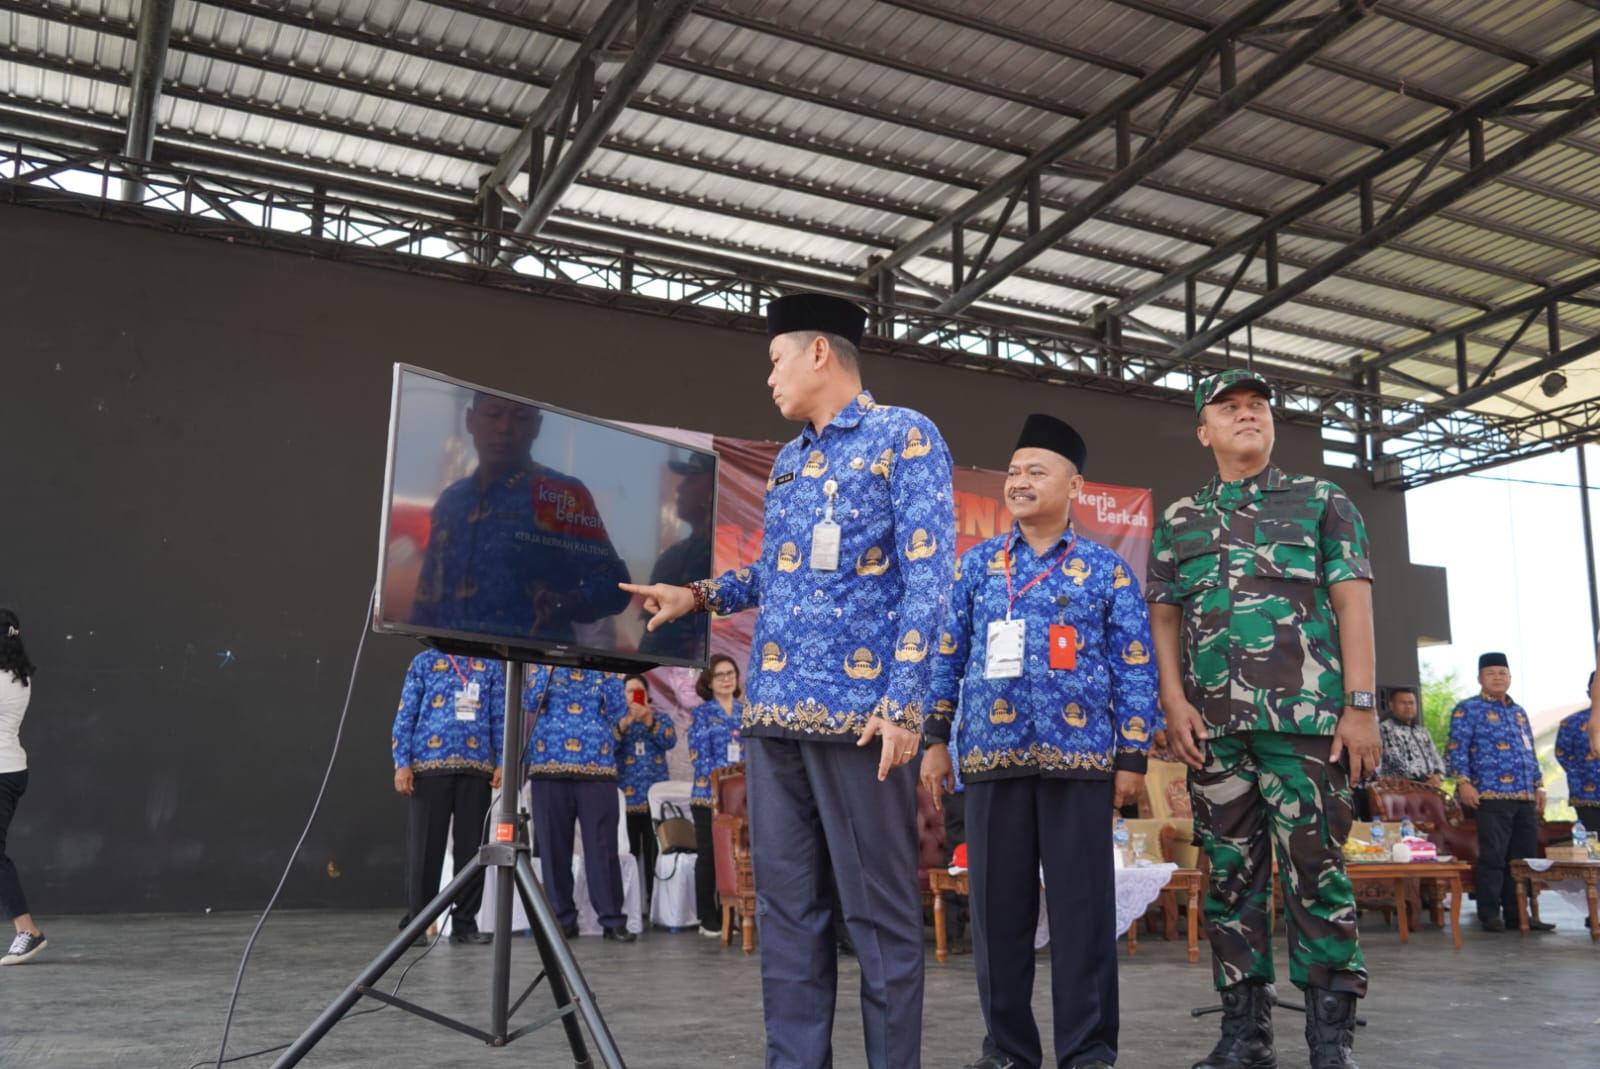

{"left": 1331, "top": 708, "right": 1382, "bottom": 784}
{"left": 491, "top": 767, "right": 503, "bottom": 790}
{"left": 1113, "top": 770, "right": 1144, "bottom": 810}
{"left": 1536, "top": 788, "right": 1547, "bottom": 817}
{"left": 859, "top": 716, "right": 920, "bottom": 781}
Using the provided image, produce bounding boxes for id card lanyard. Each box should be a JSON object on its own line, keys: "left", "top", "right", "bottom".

{"left": 985, "top": 529, "right": 1077, "bottom": 679}
{"left": 447, "top": 655, "right": 481, "bottom": 719}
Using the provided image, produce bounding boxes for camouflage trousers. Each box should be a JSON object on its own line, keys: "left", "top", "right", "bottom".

{"left": 1190, "top": 731, "right": 1368, "bottom": 996}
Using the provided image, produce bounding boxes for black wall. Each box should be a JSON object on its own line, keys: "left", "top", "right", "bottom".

{"left": 0, "top": 203, "right": 1447, "bottom": 913}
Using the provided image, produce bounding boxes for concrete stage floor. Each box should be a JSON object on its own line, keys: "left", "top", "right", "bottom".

{"left": 3, "top": 896, "right": 1596, "bottom": 1068}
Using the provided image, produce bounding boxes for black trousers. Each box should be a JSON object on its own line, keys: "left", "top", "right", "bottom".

{"left": 625, "top": 809, "right": 659, "bottom": 906}
{"left": 405, "top": 772, "right": 490, "bottom": 929}
{"left": 0, "top": 769, "right": 29, "bottom": 919}
{"left": 1573, "top": 804, "right": 1600, "bottom": 833}
{"left": 1474, "top": 798, "right": 1538, "bottom": 922}
{"left": 530, "top": 778, "right": 626, "bottom": 929}
{"left": 968, "top": 775, "right": 1117, "bottom": 1069}
{"left": 692, "top": 804, "right": 718, "bottom": 931}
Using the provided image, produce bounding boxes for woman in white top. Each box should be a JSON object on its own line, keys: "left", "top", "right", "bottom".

{"left": 0, "top": 608, "right": 44, "bottom": 965}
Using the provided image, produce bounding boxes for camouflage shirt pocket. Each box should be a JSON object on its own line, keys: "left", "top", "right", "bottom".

{"left": 1171, "top": 523, "right": 1221, "bottom": 597}
{"left": 1251, "top": 516, "right": 1319, "bottom": 582}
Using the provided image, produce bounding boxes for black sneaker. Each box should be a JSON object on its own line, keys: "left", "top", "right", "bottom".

{"left": 1, "top": 931, "right": 47, "bottom": 965}
{"left": 963, "top": 1054, "right": 1017, "bottom": 1069}
{"left": 1478, "top": 915, "right": 1507, "bottom": 933}
{"left": 602, "top": 926, "right": 637, "bottom": 943}
{"left": 561, "top": 921, "right": 580, "bottom": 938}
{"left": 450, "top": 927, "right": 492, "bottom": 945}
{"left": 1526, "top": 919, "right": 1556, "bottom": 932}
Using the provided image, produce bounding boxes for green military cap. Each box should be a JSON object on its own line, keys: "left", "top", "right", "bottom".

{"left": 1194, "top": 369, "right": 1272, "bottom": 414}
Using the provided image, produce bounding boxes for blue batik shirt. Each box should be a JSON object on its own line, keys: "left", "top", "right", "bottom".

{"left": 1556, "top": 707, "right": 1599, "bottom": 806}
{"left": 1447, "top": 692, "right": 1543, "bottom": 801}
{"left": 392, "top": 651, "right": 505, "bottom": 777}
{"left": 688, "top": 698, "right": 747, "bottom": 807}
{"left": 698, "top": 393, "right": 957, "bottom": 739}
{"left": 927, "top": 526, "right": 1159, "bottom": 782}
{"left": 411, "top": 461, "right": 632, "bottom": 642}
{"left": 523, "top": 666, "right": 626, "bottom": 780}
{"left": 615, "top": 710, "right": 677, "bottom": 813}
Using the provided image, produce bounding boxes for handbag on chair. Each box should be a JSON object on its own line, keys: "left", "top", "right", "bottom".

{"left": 655, "top": 801, "right": 697, "bottom": 855}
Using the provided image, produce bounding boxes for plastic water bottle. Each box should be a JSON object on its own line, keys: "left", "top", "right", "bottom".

{"left": 1400, "top": 816, "right": 1416, "bottom": 841}
{"left": 1574, "top": 819, "right": 1589, "bottom": 853}
{"left": 1369, "top": 821, "right": 1387, "bottom": 854}
{"left": 1113, "top": 816, "right": 1131, "bottom": 866}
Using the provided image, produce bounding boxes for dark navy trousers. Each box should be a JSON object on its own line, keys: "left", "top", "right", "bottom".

{"left": 745, "top": 735, "right": 924, "bottom": 1069}
{"left": 968, "top": 775, "right": 1118, "bottom": 1069}
{"left": 529, "top": 777, "right": 626, "bottom": 929}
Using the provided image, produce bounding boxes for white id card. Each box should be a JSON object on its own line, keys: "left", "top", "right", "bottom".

{"left": 727, "top": 740, "right": 742, "bottom": 764}
{"left": 810, "top": 520, "right": 841, "bottom": 571}
{"left": 635, "top": 740, "right": 647, "bottom": 757}
{"left": 453, "top": 689, "right": 477, "bottom": 721}
{"left": 984, "top": 618, "right": 1026, "bottom": 679}
{"left": 466, "top": 682, "right": 480, "bottom": 702}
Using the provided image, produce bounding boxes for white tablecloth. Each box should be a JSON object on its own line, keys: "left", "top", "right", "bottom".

{"left": 1033, "top": 862, "right": 1178, "bottom": 949}
{"left": 473, "top": 853, "right": 643, "bottom": 936}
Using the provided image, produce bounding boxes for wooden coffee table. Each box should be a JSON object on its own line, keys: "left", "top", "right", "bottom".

{"left": 1510, "top": 859, "right": 1600, "bottom": 942}
{"left": 928, "top": 866, "right": 1204, "bottom": 964}
{"left": 1345, "top": 860, "right": 1470, "bottom": 948}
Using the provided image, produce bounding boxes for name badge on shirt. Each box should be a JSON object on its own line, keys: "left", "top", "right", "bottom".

{"left": 1048, "top": 624, "right": 1077, "bottom": 671}
{"left": 810, "top": 520, "right": 841, "bottom": 571}
{"left": 454, "top": 689, "right": 478, "bottom": 721}
{"left": 985, "top": 618, "right": 1025, "bottom": 679}
{"left": 727, "top": 740, "right": 742, "bottom": 764}
{"left": 635, "top": 740, "right": 646, "bottom": 757}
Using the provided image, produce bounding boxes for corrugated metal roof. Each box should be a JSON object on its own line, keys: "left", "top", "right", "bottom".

{"left": 3, "top": 0, "right": 1599, "bottom": 442}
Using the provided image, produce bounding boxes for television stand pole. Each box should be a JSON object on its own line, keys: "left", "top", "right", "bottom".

{"left": 272, "top": 658, "right": 625, "bottom": 1068}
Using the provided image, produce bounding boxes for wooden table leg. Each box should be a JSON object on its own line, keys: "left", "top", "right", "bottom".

{"left": 1515, "top": 873, "right": 1530, "bottom": 936}
{"left": 1395, "top": 878, "right": 1410, "bottom": 944}
{"left": 1587, "top": 880, "right": 1599, "bottom": 944}
{"left": 1187, "top": 894, "right": 1200, "bottom": 964}
{"left": 933, "top": 885, "right": 948, "bottom": 964}
{"left": 1448, "top": 876, "right": 1462, "bottom": 950}
{"left": 1127, "top": 918, "right": 1138, "bottom": 955}
{"left": 1430, "top": 878, "right": 1445, "bottom": 929}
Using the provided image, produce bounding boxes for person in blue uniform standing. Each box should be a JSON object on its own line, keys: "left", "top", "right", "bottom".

{"left": 391, "top": 650, "right": 505, "bottom": 945}
{"left": 524, "top": 666, "right": 635, "bottom": 942}
{"left": 922, "top": 414, "right": 1157, "bottom": 1069}
{"left": 1556, "top": 672, "right": 1599, "bottom": 832}
{"left": 623, "top": 293, "right": 957, "bottom": 1069}
{"left": 1447, "top": 652, "right": 1551, "bottom": 933}
{"left": 688, "top": 653, "right": 748, "bottom": 937}
{"left": 615, "top": 672, "right": 676, "bottom": 906}
{"left": 410, "top": 391, "right": 631, "bottom": 642}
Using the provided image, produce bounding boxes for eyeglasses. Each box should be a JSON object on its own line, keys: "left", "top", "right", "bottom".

{"left": 711, "top": 670, "right": 738, "bottom": 679}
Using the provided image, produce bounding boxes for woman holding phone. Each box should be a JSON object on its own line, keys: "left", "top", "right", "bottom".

{"left": 688, "top": 654, "right": 747, "bottom": 937}
{"left": 0, "top": 610, "right": 45, "bottom": 966}
{"left": 614, "top": 673, "right": 675, "bottom": 906}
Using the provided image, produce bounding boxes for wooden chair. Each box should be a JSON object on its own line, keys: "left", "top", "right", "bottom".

{"left": 709, "top": 764, "right": 756, "bottom": 953}
{"left": 1144, "top": 758, "right": 1192, "bottom": 820}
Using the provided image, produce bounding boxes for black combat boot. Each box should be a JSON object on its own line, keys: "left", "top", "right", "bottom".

{"left": 1304, "top": 988, "right": 1359, "bottom": 1069}
{"left": 1192, "top": 980, "right": 1278, "bottom": 1069}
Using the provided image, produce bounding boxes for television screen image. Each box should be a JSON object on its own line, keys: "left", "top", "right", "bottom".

{"left": 374, "top": 364, "right": 714, "bottom": 671}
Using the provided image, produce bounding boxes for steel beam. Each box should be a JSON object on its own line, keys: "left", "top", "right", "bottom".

{"left": 907, "top": 0, "right": 1372, "bottom": 332}
{"left": 497, "top": 0, "right": 698, "bottom": 247}
{"left": 853, "top": 0, "right": 1288, "bottom": 287}
{"left": 123, "top": 0, "right": 175, "bottom": 199}
{"left": 1160, "top": 87, "right": 1600, "bottom": 366}
{"left": 481, "top": 0, "right": 637, "bottom": 195}
{"left": 1105, "top": 29, "right": 1600, "bottom": 322}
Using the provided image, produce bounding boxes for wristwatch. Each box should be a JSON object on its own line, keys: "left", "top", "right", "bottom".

{"left": 920, "top": 732, "right": 947, "bottom": 748}
{"left": 1345, "top": 690, "right": 1375, "bottom": 711}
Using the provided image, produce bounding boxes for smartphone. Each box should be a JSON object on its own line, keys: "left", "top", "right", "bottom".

{"left": 630, "top": 686, "right": 647, "bottom": 707}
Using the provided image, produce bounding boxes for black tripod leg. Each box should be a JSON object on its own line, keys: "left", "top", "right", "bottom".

{"left": 272, "top": 859, "right": 486, "bottom": 1068}
{"left": 514, "top": 854, "right": 626, "bottom": 1069}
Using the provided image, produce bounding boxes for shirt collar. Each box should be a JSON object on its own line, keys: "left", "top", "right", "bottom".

{"left": 1198, "top": 464, "right": 1282, "bottom": 506}
{"left": 1005, "top": 522, "right": 1075, "bottom": 562}
{"left": 800, "top": 392, "right": 876, "bottom": 447}
{"left": 1478, "top": 690, "right": 1515, "bottom": 706}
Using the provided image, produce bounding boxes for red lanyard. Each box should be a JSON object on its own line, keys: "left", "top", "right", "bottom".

{"left": 446, "top": 655, "right": 471, "bottom": 688}
{"left": 1004, "top": 529, "right": 1076, "bottom": 619}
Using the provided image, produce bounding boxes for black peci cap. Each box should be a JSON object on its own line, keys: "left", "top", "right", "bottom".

{"left": 1014, "top": 413, "right": 1087, "bottom": 473}
{"left": 1479, "top": 652, "right": 1509, "bottom": 670}
{"left": 765, "top": 293, "right": 867, "bottom": 347}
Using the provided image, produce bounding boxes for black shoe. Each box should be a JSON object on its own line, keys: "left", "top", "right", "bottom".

{"left": 1478, "top": 915, "right": 1507, "bottom": 933}
{"left": 963, "top": 1055, "right": 1018, "bottom": 1069}
{"left": 1526, "top": 919, "right": 1556, "bottom": 932}
{"left": 1070, "top": 1061, "right": 1114, "bottom": 1069}
{"left": 1193, "top": 980, "right": 1278, "bottom": 1069}
{"left": 561, "top": 921, "right": 580, "bottom": 939}
{"left": 602, "top": 925, "right": 637, "bottom": 943}
{"left": 407, "top": 932, "right": 428, "bottom": 948}
{"left": 1304, "top": 988, "right": 1359, "bottom": 1069}
{"left": 449, "top": 928, "right": 492, "bottom": 945}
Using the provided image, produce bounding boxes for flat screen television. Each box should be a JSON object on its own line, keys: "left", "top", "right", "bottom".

{"left": 373, "top": 364, "right": 715, "bottom": 671}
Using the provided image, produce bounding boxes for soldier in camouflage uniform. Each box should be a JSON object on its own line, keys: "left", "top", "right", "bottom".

{"left": 1147, "top": 370, "right": 1381, "bottom": 1069}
